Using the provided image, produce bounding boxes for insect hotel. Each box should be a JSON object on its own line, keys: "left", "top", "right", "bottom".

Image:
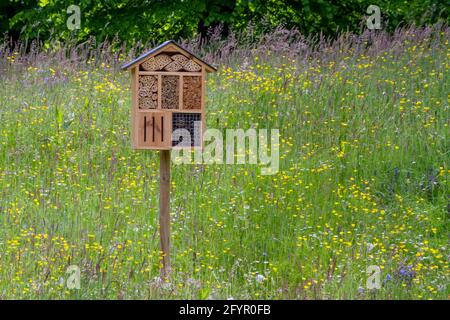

{"left": 121, "top": 40, "right": 217, "bottom": 149}
{"left": 122, "top": 41, "right": 216, "bottom": 277}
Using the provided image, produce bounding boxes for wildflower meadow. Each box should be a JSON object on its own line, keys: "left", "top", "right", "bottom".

{"left": 0, "top": 24, "right": 448, "bottom": 300}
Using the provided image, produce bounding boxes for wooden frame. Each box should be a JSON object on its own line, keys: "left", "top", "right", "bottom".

{"left": 123, "top": 41, "right": 216, "bottom": 150}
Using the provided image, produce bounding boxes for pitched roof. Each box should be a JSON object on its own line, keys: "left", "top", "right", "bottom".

{"left": 121, "top": 40, "right": 217, "bottom": 72}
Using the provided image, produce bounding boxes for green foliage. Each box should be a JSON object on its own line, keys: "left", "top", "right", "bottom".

{"left": 2, "top": 0, "right": 448, "bottom": 46}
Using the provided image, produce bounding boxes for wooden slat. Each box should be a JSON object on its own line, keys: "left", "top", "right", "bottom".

{"left": 201, "top": 68, "right": 206, "bottom": 111}
{"left": 162, "top": 112, "right": 172, "bottom": 147}
{"left": 179, "top": 75, "right": 183, "bottom": 110}
{"left": 201, "top": 67, "right": 206, "bottom": 150}
{"left": 139, "top": 71, "right": 201, "bottom": 76}
{"left": 131, "top": 67, "right": 139, "bottom": 148}
{"left": 157, "top": 74, "right": 162, "bottom": 109}
{"left": 137, "top": 111, "right": 147, "bottom": 147}
{"left": 137, "top": 109, "right": 201, "bottom": 114}
{"left": 132, "top": 146, "right": 172, "bottom": 150}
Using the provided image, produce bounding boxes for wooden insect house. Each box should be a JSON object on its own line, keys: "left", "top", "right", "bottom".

{"left": 122, "top": 40, "right": 217, "bottom": 150}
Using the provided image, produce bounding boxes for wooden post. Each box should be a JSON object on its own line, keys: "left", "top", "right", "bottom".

{"left": 159, "top": 149, "right": 171, "bottom": 277}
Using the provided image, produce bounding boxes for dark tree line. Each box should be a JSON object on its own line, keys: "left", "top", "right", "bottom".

{"left": 1, "top": 0, "right": 448, "bottom": 45}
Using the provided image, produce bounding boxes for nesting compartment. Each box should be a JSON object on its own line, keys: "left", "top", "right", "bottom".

{"left": 139, "top": 52, "right": 201, "bottom": 72}
{"left": 138, "top": 75, "right": 158, "bottom": 109}
{"left": 183, "top": 76, "right": 202, "bottom": 109}
{"left": 161, "top": 75, "right": 179, "bottom": 109}
{"left": 172, "top": 113, "right": 202, "bottom": 147}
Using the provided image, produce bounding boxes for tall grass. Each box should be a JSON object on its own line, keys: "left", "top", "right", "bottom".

{"left": 0, "top": 24, "right": 448, "bottom": 299}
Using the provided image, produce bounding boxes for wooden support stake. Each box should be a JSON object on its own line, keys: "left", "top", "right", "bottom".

{"left": 159, "top": 149, "right": 171, "bottom": 277}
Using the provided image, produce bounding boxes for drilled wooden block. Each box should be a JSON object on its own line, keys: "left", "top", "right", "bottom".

{"left": 183, "top": 76, "right": 202, "bottom": 109}
{"left": 141, "top": 54, "right": 172, "bottom": 71}
{"left": 161, "top": 75, "right": 179, "bottom": 109}
{"left": 171, "top": 54, "right": 189, "bottom": 66}
{"left": 183, "top": 59, "right": 201, "bottom": 72}
{"left": 163, "top": 60, "right": 184, "bottom": 72}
